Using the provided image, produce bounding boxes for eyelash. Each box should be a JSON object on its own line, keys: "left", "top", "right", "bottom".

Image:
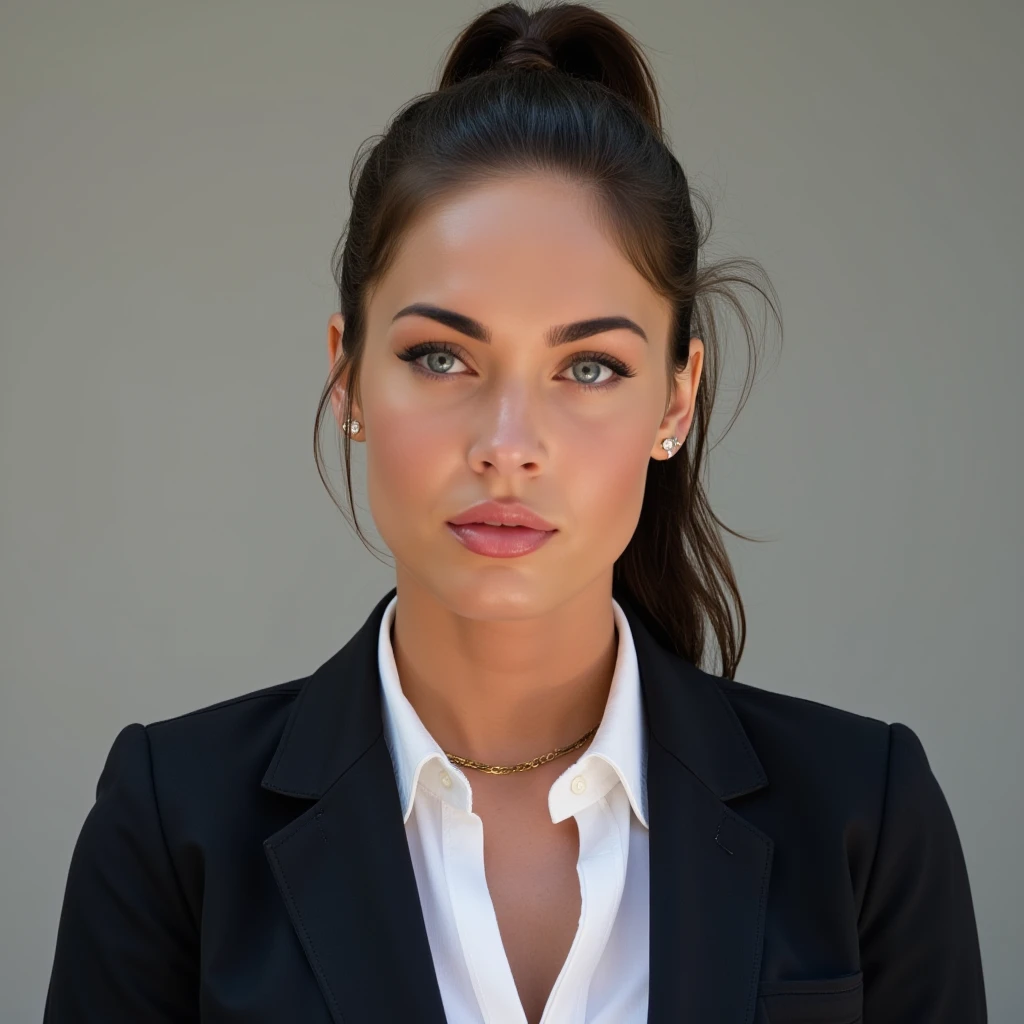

{"left": 396, "top": 341, "right": 637, "bottom": 393}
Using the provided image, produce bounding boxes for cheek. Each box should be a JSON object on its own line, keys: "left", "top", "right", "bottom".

{"left": 369, "top": 417, "right": 432, "bottom": 489}
{"left": 563, "top": 423, "right": 651, "bottom": 542}
{"left": 363, "top": 402, "right": 458, "bottom": 543}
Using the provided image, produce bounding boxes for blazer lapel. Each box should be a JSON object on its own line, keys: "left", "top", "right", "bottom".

{"left": 614, "top": 588, "right": 773, "bottom": 1024}
{"left": 260, "top": 589, "right": 447, "bottom": 1024}
{"left": 259, "top": 585, "right": 773, "bottom": 1024}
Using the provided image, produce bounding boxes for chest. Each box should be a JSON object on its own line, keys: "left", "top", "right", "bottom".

{"left": 403, "top": 761, "right": 642, "bottom": 1024}
{"left": 475, "top": 791, "right": 582, "bottom": 1024}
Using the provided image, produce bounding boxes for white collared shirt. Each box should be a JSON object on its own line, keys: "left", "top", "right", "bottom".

{"left": 377, "top": 593, "right": 650, "bottom": 1024}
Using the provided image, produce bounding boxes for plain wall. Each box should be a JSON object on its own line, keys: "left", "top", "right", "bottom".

{"left": 1, "top": 1, "right": 1020, "bottom": 1020}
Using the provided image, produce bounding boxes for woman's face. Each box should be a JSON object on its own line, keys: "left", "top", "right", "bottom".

{"left": 328, "top": 172, "right": 703, "bottom": 620}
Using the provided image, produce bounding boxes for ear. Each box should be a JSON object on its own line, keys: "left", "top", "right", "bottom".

{"left": 326, "top": 312, "right": 362, "bottom": 434}
{"left": 652, "top": 338, "right": 704, "bottom": 459}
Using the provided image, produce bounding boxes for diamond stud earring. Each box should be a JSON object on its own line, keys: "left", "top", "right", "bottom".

{"left": 661, "top": 436, "right": 680, "bottom": 456}
{"left": 344, "top": 418, "right": 361, "bottom": 435}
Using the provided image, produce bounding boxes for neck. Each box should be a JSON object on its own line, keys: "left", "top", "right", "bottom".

{"left": 389, "top": 571, "right": 618, "bottom": 765}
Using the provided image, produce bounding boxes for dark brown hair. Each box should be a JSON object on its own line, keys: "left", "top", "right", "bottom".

{"left": 315, "top": 1, "right": 782, "bottom": 678}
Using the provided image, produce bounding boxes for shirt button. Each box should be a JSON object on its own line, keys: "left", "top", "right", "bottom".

{"left": 439, "top": 770, "right": 453, "bottom": 789}
{"left": 570, "top": 775, "right": 587, "bottom": 795}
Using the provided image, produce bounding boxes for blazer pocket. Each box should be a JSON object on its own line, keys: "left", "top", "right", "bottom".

{"left": 757, "top": 970, "right": 863, "bottom": 1024}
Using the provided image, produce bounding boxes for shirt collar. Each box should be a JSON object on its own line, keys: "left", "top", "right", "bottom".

{"left": 377, "top": 593, "right": 649, "bottom": 829}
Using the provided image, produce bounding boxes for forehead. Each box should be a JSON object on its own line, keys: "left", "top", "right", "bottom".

{"left": 368, "top": 174, "right": 667, "bottom": 332}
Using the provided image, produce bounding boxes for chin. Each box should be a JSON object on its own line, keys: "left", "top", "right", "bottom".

{"left": 428, "top": 569, "right": 557, "bottom": 621}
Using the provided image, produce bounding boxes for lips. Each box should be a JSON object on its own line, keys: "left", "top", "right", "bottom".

{"left": 446, "top": 500, "right": 556, "bottom": 531}
{"left": 445, "top": 522, "right": 556, "bottom": 558}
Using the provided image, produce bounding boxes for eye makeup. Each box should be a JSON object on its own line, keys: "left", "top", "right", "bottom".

{"left": 396, "top": 340, "right": 637, "bottom": 393}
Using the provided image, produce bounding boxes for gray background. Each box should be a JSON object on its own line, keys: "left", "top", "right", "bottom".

{"left": 2, "top": 1, "right": 1020, "bottom": 1020}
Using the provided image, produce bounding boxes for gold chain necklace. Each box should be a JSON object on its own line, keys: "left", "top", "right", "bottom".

{"left": 444, "top": 724, "right": 599, "bottom": 776}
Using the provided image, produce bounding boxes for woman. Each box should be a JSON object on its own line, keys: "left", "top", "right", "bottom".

{"left": 44, "top": 3, "right": 987, "bottom": 1022}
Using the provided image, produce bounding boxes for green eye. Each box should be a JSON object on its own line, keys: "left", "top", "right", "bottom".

{"left": 397, "top": 342, "right": 636, "bottom": 392}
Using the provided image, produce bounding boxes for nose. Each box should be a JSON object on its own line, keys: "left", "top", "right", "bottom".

{"left": 467, "top": 392, "right": 546, "bottom": 476}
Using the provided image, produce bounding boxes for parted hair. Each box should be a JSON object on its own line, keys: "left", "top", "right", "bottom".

{"left": 316, "top": 2, "right": 782, "bottom": 678}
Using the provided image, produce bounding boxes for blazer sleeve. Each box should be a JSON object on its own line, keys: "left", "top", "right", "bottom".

{"left": 44, "top": 722, "right": 200, "bottom": 1022}
{"left": 858, "top": 721, "right": 987, "bottom": 1022}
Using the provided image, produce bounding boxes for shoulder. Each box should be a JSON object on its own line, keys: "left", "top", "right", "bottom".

{"left": 145, "top": 676, "right": 304, "bottom": 737}
{"left": 90, "top": 678, "right": 309, "bottom": 824}
{"left": 717, "top": 675, "right": 945, "bottom": 803}
{"left": 712, "top": 675, "right": 956, "bottom": 868}
{"left": 703, "top": 684, "right": 985, "bottom": 1012}
{"left": 712, "top": 676, "right": 972, "bottom": 922}
{"left": 719, "top": 675, "right": 892, "bottom": 764}
{"left": 78, "top": 677, "right": 316, "bottom": 895}
{"left": 714, "top": 675, "right": 900, "bottom": 825}
{"left": 143, "top": 676, "right": 305, "bottom": 752}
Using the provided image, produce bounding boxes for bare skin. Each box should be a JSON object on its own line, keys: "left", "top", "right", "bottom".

{"left": 470, "top": 752, "right": 594, "bottom": 1022}
{"left": 327, "top": 172, "right": 703, "bottom": 1021}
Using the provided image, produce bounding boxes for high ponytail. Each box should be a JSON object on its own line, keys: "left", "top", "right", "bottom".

{"left": 437, "top": 2, "right": 663, "bottom": 134}
{"left": 317, "top": 1, "right": 782, "bottom": 679}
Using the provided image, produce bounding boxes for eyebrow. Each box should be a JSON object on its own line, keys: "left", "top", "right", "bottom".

{"left": 390, "top": 302, "right": 648, "bottom": 346}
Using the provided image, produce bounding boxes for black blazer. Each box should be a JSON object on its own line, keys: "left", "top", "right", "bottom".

{"left": 44, "top": 586, "right": 987, "bottom": 1023}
